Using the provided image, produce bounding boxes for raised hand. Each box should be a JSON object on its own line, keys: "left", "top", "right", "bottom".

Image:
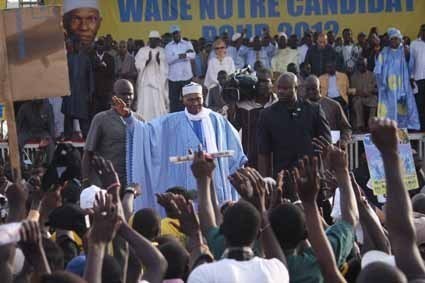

{"left": 112, "top": 96, "right": 131, "bottom": 117}
{"left": 20, "top": 220, "right": 42, "bottom": 249}
{"left": 156, "top": 193, "right": 179, "bottom": 217}
{"left": 294, "top": 156, "right": 320, "bottom": 205}
{"left": 91, "top": 155, "right": 120, "bottom": 194}
{"left": 268, "top": 175, "right": 283, "bottom": 210}
{"left": 170, "top": 195, "right": 201, "bottom": 238}
{"left": 277, "top": 170, "right": 299, "bottom": 202}
{"left": 230, "top": 168, "right": 267, "bottom": 212}
{"left": 312, "top": 136, "right": 331, "bottom": 159}
{"left": 228, "top": 169, "right": 254, "bottom": 200}
{"left": 89, "top": 193, "right": 121, "bottom": 245}
{"left": 326, "top": 145, "right": 348, "bottom": 174}
{"left": 369, "top": 118, "right": 398, "bottom": 155}
{"left": 19, "top": 220, "right": 51, "bottom": 273}
{"left": 190, "top": 145, "right": 216, "bottom": 179}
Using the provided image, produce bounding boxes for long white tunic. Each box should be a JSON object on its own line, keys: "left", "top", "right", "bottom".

{"left": 135, "top": 46, "right": 169, "bottom": 121}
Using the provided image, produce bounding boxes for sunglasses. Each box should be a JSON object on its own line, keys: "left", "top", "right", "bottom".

{"left": 215, "top": 46, "right": 226, "bottom": 50}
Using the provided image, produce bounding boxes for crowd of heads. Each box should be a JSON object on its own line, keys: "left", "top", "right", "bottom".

{"left": 6, "top": 2, "right": 425, "bottom": 280}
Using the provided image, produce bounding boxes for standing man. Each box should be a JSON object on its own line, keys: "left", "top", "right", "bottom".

{"left": 304, "top": 75, "right": 351, "bottom": 150}
{"left": 410, "top": 24, "right": 425, "bottom": 130}
{"left": 165, "top": 25, "right": 196, "bottom": 112}
{"left": 257, "top": 73, "right": 331, "bottom": 177}
{"left": 351, "top": 58, "right": 378, "bottom": 132}
{"left": 341, "top": 28, "right": 360, "bottom": 74}
{"left": 123, "top": 82, "right": 247, "bottom": 211}
{"left": 135, "top": 30, "right": 169, "bottom": 121}
{"left": 298, "top": 31, "right": 313, "bottom": 65}
{"left": 207, "top": 70, "right": 228, "bottom": 114}
{"left": 115, "top": 40, "right": 138, "bottom": 87}
{"left": 62, "top": 0, "right": 101, "bottom": 138}
{"left": 91, "top": 39, "right": 115, "bottom": 115}
{"left": 62, "top": 37, "right": 94, "bottom": 139}
{"left": 227, "top": 33, "right": 249, "bottom": 70}
{"left": 82, "top": 79, "right": 142, "bottom": 189}
{"left": 304, "top": 33, "right": 337, "bottom": 76}
{"left": 246, "top": 36, "right": 276, "bottom": 70}
{"left": 271, "top": 33, "right": 299, "bottom": 79}
{"left": 374, "top": 28, "right": 420, "bottom": 130}
{"left": 236, "top": 68, "right": 277, "bottom": 167}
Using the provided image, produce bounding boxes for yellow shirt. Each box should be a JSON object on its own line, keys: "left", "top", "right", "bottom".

{"left": 161, "top": 218, "right": 186, "bottom": 243}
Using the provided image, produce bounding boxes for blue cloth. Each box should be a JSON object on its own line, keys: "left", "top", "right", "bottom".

{"left": 62, "top": 52, "right": 94, "bottom": 120}
{"left": 246, "top": 44, "right": 276, "bottom": 69}
{"left": 126, "top": 111, "right": 247, "bottom": 212}
{"left": 227, "top": 45, "right": 249, "bottom": 70}
{"left": 192, "top": 120, "right": 206, "bottom": 147}
{"left": 66, "top": 255, "right": 86, "bottom": 277}
{"left": 193, "top": 54, "right": 205, "bottom": 78}
{"left": 374, "top": 46, "right": 420, "bottom": 129}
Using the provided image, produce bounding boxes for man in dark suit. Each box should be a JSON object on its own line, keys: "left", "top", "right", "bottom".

{"left": 91, "top": 39, "right": 115, "bottom": 115}
{"left": 257, "top": 72, "right": 331, "bottom": 177}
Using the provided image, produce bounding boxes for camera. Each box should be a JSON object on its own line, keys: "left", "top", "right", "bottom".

{"left": 221, "top": 67, "right": 258, "bottom": 104}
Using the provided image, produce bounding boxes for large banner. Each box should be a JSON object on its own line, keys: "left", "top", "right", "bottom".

{"left": 67, "top": 0, "right": 425, "bottom": 40}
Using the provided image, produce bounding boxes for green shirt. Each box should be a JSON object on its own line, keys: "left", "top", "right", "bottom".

{"left": 206, "top": 227, "right": 262, "bottom": 260}
{"left": 206, "top": 227, "right": 227, "bottom": 260}
{"left": 287, "top": 221, "right": 355, "bottom": 283}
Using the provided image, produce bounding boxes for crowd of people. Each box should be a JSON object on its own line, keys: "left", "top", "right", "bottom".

{"left": 3, "top": 1, "right": 425, "bottom": 283}
{"left": 17, "top": 22, "right": 425, "bottom": 162}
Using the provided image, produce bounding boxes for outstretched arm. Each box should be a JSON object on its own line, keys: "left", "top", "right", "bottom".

{"left": 370, "top": 118, "right": 425, "bottom": 280}
{"left": 190, "top": 148, "right": 218, "bottom": 235}
{"left": 295, "top": 156, "right": 346, "bottom": 283}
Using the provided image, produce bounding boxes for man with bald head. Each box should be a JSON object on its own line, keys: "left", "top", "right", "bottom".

{"left": 82, "top": 79, "right": 142, "bottom": 188}
{"left": 304, "top": 75, "right": 351, "bottom": 150}
{"left": 304, "top": 32, "right": 338, "bottom": 76}
{"left": 257, "top": 72, "right": 331, "bottom": 176}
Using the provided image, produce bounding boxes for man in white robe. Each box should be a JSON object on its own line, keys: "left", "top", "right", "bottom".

{"left": 135, "top": 30, "right": 169, "bottom": 121}
{"left": 117, "top": 82, "right": 247, "bottom": 212}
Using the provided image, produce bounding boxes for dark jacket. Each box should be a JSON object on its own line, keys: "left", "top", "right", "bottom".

{"left": 257, "top": 99, "right": 331, "bottom": 175}
{"left": 305, "top": 45, "right": 338, "bottom": 76}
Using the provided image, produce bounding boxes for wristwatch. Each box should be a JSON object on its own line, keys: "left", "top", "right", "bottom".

{"left": 124, "top": 187, "right": 137, "bottom": 196}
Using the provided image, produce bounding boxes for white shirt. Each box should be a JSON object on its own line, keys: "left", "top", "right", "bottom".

{"left": 297, "top": 44, "right": 309, "bottom": 65}
{"left": 328, "top": 75, "right": 339, "bottom": 98}
{"left": 187, "top": 257, "right": 289, "bottom": 283}
{"left": 165, "top": 39, "right": 196, "bottom": 81}
{"left": 204, "top": 56, "right": 235, "bottom": 89}
{"left": 410, "top": 38, "right": 425, "bottom": 81}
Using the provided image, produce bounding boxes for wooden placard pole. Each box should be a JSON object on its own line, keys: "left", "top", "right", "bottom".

{"left": 0, "top": 11, "right": 22, "bottom": 182}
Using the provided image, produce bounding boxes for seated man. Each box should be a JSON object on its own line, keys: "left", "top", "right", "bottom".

{"left": 305, "top": 75, "right": 352, "bottom": 150}
{"left": 17, "top": 99, "right": 55, "bottom": 164}
{"left": 350, "top": 58, "right": 378, "bottom": 132}
{"left": 319, "top": 61, "right": 349, "bottom": 111}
